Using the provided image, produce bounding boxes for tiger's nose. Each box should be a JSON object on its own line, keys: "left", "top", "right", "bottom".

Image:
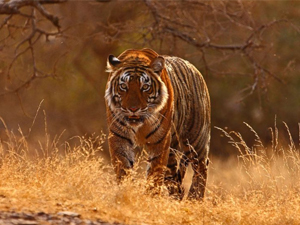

{"left": 129, "top": 107, "right": 139, "bottom": 112}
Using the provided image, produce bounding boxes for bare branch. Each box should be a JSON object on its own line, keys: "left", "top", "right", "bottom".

{"left": 139, "top": 1, "right": 293, "bottom": 97}
{"left": 0, "top": 0, "right": 67, "bottom": 95}
{"left": 30, "top": 1, "right": 61, "bottom": 28}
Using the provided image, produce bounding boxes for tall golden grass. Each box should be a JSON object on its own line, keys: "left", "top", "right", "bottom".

{"left": 0, "top": 117, "right": 300, "bottom": 224}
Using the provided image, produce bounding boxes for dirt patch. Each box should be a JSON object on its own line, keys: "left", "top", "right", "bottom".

{"left": 0, "top": 211, "right": 119, "bottom": 225}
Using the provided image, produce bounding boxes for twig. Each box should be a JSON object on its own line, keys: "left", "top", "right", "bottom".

{"left": 0, "top": 0, "right": 66, "bottom": 95}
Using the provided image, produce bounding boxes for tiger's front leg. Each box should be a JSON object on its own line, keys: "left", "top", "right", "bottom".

{"left": 146, "top": 130, "right": 171, "bottom": 188}
{"left": 108, "top": 132, "right": 135, "bottom": 182}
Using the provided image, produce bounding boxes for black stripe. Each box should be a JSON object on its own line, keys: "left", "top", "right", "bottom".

{"left": 176, "top": 98, "right": 180, "bottom": 110}
{"left": 181, "top": 62, "right": 202, "bottom": 144}
{"left": 151, "top": 77, "right": 158, "bottom": 97}
{"left": 146, "top": 122, "right": 161, "bottom": 139}
{"left": 187, "top": 135, "right": 208, "bottom": 160}
{"left": 172, "top": 132, "right": 177, "bottom": 138}
{"left": 145, "top": 110, "right": 167, "bottom": 139}
{"left": 147, "top": 128, "right": 169, "bottom": 145}
{"left": 177, "top": 60, "right": 190, "bottom": 87}
{"left": 167, "top": 162, "right": 177, "bottom": 168}
{"left": 195, "top": 134, "right": 208, "bottom": 153}
{"left": 152, "top": 129, "right": 169, "bottom": 145}
{"left": 170, "top": 136, "right": 179, "bottom": 150}
{"left": 116, "top": 117, "right": 126, "bottom": 127}
{"left": 110, "top": 129, "right": 133, "bottom": 146}
{"left": 184, "top": 150, "right": 192, "bottom": 157}
{"left": 131, "top": 127, "right": 136, "bottom": 134}
{"left": 110, "top": 109, "right": 126, "bottom": 127}
{"left": 121, "top": 66, "right": 148, "bottom": 72}
{"left": 152, "top": 78, "right": 157, "bottom": 93}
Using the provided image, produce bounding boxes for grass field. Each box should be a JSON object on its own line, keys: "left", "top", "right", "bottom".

{"left": 0, "top": 119, "right": 299, "bottom": 224}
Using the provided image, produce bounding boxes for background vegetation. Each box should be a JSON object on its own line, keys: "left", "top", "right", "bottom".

{"left": 0, "top": 1, "right": 299, "bottom": 223}
{"left": 0, "top": 1, "right": 299, "bottom": 157}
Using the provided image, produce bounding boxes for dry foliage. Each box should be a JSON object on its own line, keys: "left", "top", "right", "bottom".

{"left": 1, "top": 1, "right": 298, "bottom": 96}
{"left": 0, "top": 118, "right": 299, "bottom": 224}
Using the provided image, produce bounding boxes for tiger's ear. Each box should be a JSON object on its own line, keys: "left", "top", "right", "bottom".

{"left": 106, "top": 55, "right": 121, "bottom": 72}
{"left": 151, "top": 56, "right": 165, "bottom": 74}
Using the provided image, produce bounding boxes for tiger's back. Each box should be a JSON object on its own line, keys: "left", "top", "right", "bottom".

{"left": 105, "top": 48, "right": 210, "bottom": 199}
{"left": 165, "top": 56, "right": 210, "bottom": 156}
{"left": 163, "top": 56, "right": 211, "bottom": 198}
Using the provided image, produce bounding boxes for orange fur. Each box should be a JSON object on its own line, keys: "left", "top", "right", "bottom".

{"left": 105, "top": 48, "right": 210, "bottom": 199}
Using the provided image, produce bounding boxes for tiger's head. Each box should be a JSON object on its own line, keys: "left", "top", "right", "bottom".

{"left": 105, "top": 49, "right": 170, "bottom": 129}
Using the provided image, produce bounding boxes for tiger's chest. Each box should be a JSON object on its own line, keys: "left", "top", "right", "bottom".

{"left": 127, "top": 121, "right": 168, "bottom": 146}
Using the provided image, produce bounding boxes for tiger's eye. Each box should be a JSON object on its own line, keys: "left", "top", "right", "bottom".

{"left": 120, "top": 83, "right": 127, "bottom": 90}
{"left": 142, "top": 84, "right": 150, "bottom": 91}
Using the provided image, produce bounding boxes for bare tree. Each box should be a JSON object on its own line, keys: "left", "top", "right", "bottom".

{"left": 1, "top": 0, "right": 298, "bottom": 98}
{"left": 98, "top": 1, "right": 299, "bottom": 99}
{"left": 0, "top": 0, "right": 66, "bottom": 95}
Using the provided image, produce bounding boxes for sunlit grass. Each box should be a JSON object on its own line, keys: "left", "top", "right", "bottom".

{"left": 0, "top": 118, "right": 300, "bottom": 224}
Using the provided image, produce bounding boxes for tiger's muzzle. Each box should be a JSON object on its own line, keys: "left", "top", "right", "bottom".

{"left": 124, "top": 115, "right": 145, "bottom": 125}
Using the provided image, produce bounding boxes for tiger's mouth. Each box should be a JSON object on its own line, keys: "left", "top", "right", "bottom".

{"left": 125, "top": 115, "right": 144, "bottom": 124}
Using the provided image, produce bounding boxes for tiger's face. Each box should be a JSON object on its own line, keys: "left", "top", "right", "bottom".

{"left": 105, "top": 53, "right": 169, "bottom": 129}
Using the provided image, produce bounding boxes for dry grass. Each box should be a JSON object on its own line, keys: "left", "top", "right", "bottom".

{"left": 0, "top": 118, "right": 300, "bottom": 224}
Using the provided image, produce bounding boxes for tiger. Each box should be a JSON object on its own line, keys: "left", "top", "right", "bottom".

{"left": 105, "top": 48, "right": 210, "bottom": 200}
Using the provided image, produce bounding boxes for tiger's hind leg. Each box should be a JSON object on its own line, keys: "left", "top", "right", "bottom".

{"left": 188, "top": 145, "right": 209, "bottom": 200}
{"left": 164, "top": 148, "right": 189, "bottom": 200}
